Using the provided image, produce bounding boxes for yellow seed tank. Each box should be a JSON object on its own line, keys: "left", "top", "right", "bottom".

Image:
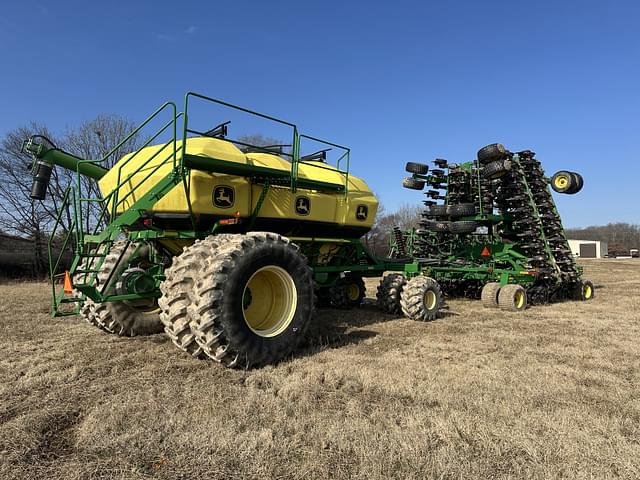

{"left": 98, "top": 137, "right": 378, "bottom": 238}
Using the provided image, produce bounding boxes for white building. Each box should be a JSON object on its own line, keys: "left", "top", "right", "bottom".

{"left": 567, "top": 239, "right": 608, "bottom": 259}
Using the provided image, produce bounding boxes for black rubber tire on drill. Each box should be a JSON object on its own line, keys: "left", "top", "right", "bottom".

{"left": 446, "top": 203, "right": 476, "bottom": 217}
{"left": 449, "top": 221, "right": 478, "bottom": 234}
{"left": 190, "top": 232, "right": 314, "bottom": 368}
{"left": 400, "top": 276, "right": 443, "bottom": 321}
{"left": 329, "top": 275, "right": 366, "bottom": 309}
{"left": 93, "top": 241, "right": 164, "bottom": 336}
{"left": 402, "top": 177, "right": 426, "bottom": 190}
{"left": 550, "top": 170, "right": 576, "bottom": 194}
{"left": 405, "top": 162, "right": 429, "bottom": 175}
{"left": 425, "top": 221, "right": 450, "bottom": 233}
{"left": 477, "top": 143, "right": 507, "bottom": 164}
{"left": 424, "top": 205, "right": 448, "bottom": 217}
{"left": 159, "top": 235, "right": 234, "bottom": 357}
{"left": 497, "top": 284, "right": 528, "bottom": 312}
{"left": 481, "top": 282, "right": 501, "bottom": 308}
{"left": 376, "top": 273, "right": 407, "bottom": 314}
{"left": 570, "top": 172, "right": 584, "bottom": 194}
{"left": 483, "top": 159, "right": 511, "bottom": 179}
{"left": 573, "top": 279, "right": 594, "bottom": 301}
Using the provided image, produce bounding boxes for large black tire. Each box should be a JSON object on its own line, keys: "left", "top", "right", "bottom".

{"left": 93, "top": 241, "right": 164, "bottom": 336}
{"left": 329, "top": 275, "right": 366, "bottom": 309}
{"left": 498, "top": 284, "right": 527, "bottom": 311}
{"left": 446, "top": 203, "right": 476, "bottom": 217}
{"left": 483, "top": 159, "right": 511, "bottom": 179}
{"left": 376, "top": 274, "right": 406, "bottom": 314}
{"left": 159, "top": 235, "right": 234, "bottom": 357}
{"left": 449, "top": 221, "right": 478, "bottom": 234}
{"left": 477, "top": 143, "right": 507, "bottom": 164}
{"left": 402, "top": 177, "right": 425, "bottom": 190}
{"left": 400, "top": 276, "right": 443, "bottom": 321}
{"left": 73, "top": 245, "right": 112, "bottom": 333}
{"left": 481, "top": 282, "right": 501, "bottom": 308}
{"left": 405, "top": 162, "right": 429, "bottom": 175}
{"left": 190, "top": 232, "right": 314, "bottom": 368}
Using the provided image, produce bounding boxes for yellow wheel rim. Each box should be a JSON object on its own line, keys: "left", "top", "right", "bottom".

{"left": 514, "top": 290, "right": 526, "bottom": 310}
{"left": 554, "top": 175, "right": 569, "bottom": 189}
{"left": 584, "top": 284, "right": 593, "bottom": 299}
{"left": 242, "top": 266, "right": 297, "bottom": 338}
{"left": 347, "top": 283, "right": 361, "bottom": 301}
{"left": 424, "top": 290, "right": 437, "bottom": 310}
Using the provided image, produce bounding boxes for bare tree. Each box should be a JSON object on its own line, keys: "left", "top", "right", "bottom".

{"left": 0, "top": 124, "right": 61, "bottom": 275}
{"left": 62, "top": 115, "right": 140, "bottom": 232}
{"left": 363, "top": 203, "right": 422, "bottom": 257}
{"left": 0, "top": 115, "right": 140, "bottom": 277}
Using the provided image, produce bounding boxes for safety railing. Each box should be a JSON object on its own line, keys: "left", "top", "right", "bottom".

{"left": 182, "top": 92, "right": 351, "bottom": 195}
{"left": 74, "top": 102, "right": 181, "bottom": 243}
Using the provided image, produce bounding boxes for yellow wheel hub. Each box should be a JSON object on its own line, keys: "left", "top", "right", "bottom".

{"left": 554, "top": 175, "right": 569, "bottom": 189}
{"left": 346, "top": 283, "right": 361, "bottom": 301}
{"left": 242, "top": 266, "right": 297, "bottom": 338}
{"left": 514, "top": 290, "right": 526, "bottom": 310}
{"left": 584, "top": 284, "right": 593, "bottom": 299}
{"left": 424, "top": 290, "right": 437, "bottom": 310}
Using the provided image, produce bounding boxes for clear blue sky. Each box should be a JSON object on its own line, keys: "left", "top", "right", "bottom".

{"left": 1, "top": 0, "right": 638, "bottom": 227}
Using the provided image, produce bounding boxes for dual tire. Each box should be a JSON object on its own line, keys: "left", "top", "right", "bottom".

{"left": 481, "top": 282, "right": 528, "bottom": 311}
{"left": 550, "top": 171, "right": 584, "bottom": 194}
{"left": 162, "top": 233, "right": 315, "bottom": 368}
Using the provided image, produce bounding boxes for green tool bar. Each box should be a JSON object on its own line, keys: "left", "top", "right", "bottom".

{"left": 23, "top": 140, "right": 107, "bottom": 180}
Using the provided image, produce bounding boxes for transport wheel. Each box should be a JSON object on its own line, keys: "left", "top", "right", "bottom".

{"left": 449, "top": 221, "right": 478, "bottom": 234}
{"left": 550, "top": 171, "right": 576, "bottom": 194}
{"left": 329, "top": 275, "right": 366, "bottom": 309}
{"left": 498, "top": 284, "right": 527, "bottom": 312}
{"left": 190, "top": 232, "right": 314, "bottom": 368}
{"left": 573, "top": 280, "right": 594, "bottom": 301}
{"left": 480, "top": 282, "right": 501, "bottom": 308}
{"left": 400, "top": 276, "right": 443, "bottom": 321}
{"left": 405, "top": 161, "right": 429, "bottom": 175}
{"left": 570, "top": 172, "right": 584, "bottom": 194}
{"left": 376, "top": 273, "right": 407, "bottom": 314}
{"left": 93, "top": 241, "right": 164, "bottom": 336}
{"left": 159, "top": 235, "right": 234, "bottom": 357}
{"left": 446, "top": 203, "right": 476, "bottom": 217}
{"left": 483, "top": 159, "right": 511, "bottom": 179}
{"left": 477, "top": 143, "right": 507, "bottom": 164}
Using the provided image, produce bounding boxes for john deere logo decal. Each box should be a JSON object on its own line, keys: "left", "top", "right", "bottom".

{"left": 295, "top": 196, "right": 310, "bottom": 216}
{"left": 213, "top": 185, "right": 234, "bottom": 209}
{"left": 356, "top": 204, "right": 368, "bottom": 221}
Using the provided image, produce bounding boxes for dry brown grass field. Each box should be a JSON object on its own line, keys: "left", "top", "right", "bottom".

{"left": 1, "top": 259, "right": 639, "bottom": 479}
